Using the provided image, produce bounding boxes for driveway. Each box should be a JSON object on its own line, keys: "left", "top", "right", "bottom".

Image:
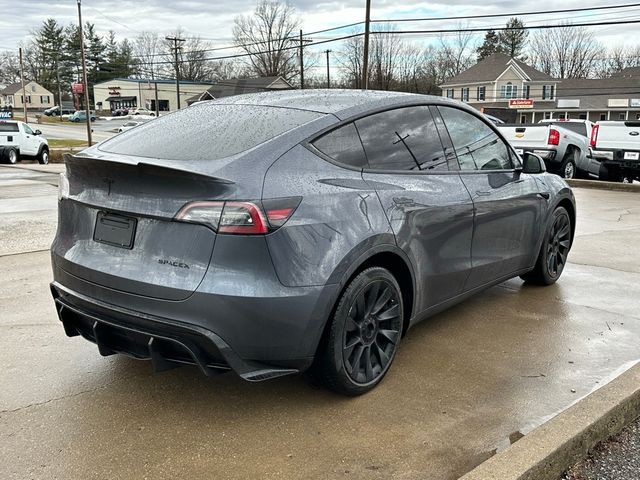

{"left": 1, "top": 166, "right": 639, "bottom": 480}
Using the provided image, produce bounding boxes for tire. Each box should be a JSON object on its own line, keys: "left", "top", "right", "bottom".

{"left": 5, "top": 148, "right": 18, "bottom": 164}
{"left": 599, "top": 164, "right": 623, "bottom": 182}
{"left": 38, "top": 147, "right": 49, "bottom": 165}
{"left": 521, "top": 206, "right": 572, "bottom": 285}
{"left": 312, "top": 267, "right": 404, "bottom": 396}
{"left": 557, "top": 150, "right": 577, "bottom": 179}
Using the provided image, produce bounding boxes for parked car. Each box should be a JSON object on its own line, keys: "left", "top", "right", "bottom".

{"left": 537, "top": 119, "right": 601, "bottom": 178}
{"left": 50, "top": 91, "right": 575, "bottom": 395}
{"left": 497, "top": 122, "right": 589, "bottom": 179}
{"left": 68, "top": 111, "right": 96, "bottom": 122}
{"left": 131, "top": 107, "right": 155, "bottom": 116}
{"left": 118, "top": 121, "right": 143, "bottom": 133}
{"left": 0, "top": 120, "right": 49, "bottom": 164}
{"left": 44, "top": 105, "right": 75, "bottom": 116}
{"left": 112, "top": 108, "right": 129, "bottom": 117}
{"left": 590, "top": 121, "right": 640, "bottom": 182}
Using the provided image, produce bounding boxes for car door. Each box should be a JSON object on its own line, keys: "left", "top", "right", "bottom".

{"left": 358, "top": 106, "right": 475, "bottom": 313}
{"left": 20, "top": 123, "right": 40, "bottom": 156}
{"left": 436, "top": 106, "right": 545, "bottom": 290}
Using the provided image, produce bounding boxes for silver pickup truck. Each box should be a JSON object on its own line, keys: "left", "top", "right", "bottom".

{"left": 497, "top": 122, "right": 591, "bottom": 179}
{"left": 591, "top": 121, "right": 640, "bottom": 182}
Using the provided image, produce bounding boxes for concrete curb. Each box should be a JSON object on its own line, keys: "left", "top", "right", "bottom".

{"left": 566, "top": 179, "right": 640, "bottom": 192}
{"left": 459, "top": 362, "right": 640, "bottom": 480}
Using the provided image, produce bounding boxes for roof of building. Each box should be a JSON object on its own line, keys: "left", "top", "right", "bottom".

{"left": 0, "top": 81, "right": 32, "bottom": 95}
{"left": 557, "top": 77, "right": 640, "bottom": 110}
{"left": 94, "top": 77, "right": 215, "bottom": 86}
{"left": 186, "top": 76, "right": 294, "bottom": 104}
{"left": 441, "top": 53, "right": 555, "bottom": 86}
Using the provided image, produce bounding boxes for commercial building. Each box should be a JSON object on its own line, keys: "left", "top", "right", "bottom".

{"left": 440, "top": 53, "right": 640, "bottom": 123}
{"left": 0, "top": 81, "right": 54, "bottom": 111}
{"left": 92, "top": 78, "right": 215, "bottom": 114}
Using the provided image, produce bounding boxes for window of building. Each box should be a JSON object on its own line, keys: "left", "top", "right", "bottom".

{"left": 312, "top": 123, "right": 367, "bottom": 169}
{"left": 446, "top": 89, "right": 454, "bottom": 99}
{"left": 461, "top": 87, "right": 469, "bottom": 102}
{"left": 600, "top": 113, "right": 607, "bottom": 121}
{"left": 579, "top": 113, "right": 587, "bottom": 120}
{"left": 520, "top": 114, "right": 527, "bottom": 124}
{"left": 500, "top": 82, "right": 518, "bottom": 99}
{"left": 355, "top": 106, "right": 449, "bottom": 171}
{"left": 476, "top": 86, "right": 486, "bottom": 101}
{"left": 542, "top": 85, "right": 555, "bottom": 100}
{"left": 523, "top": 85, "right": 530, "bottom": 99}
{"left": 619, "top": 113, "right": 626, "bottom": 120}
{"left": 544, "top": 112, "right": 552, "bottom": 119}
{"left": 40, "top": 95, "right": 50, "bottom": 104}
{"left": 21, "top": 95, "right": 32, "bottom": 104}
{"left": 438, "top": 106, "right": 513, "bottom": 171}
{"left": 558, "top": 113, "right": 566, "bottom": 120}
{"left": 30, "top": 85, "right": 36, "bottom": 92}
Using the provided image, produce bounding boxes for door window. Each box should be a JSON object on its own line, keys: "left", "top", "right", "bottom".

{"left": 356, "top": 106, "right": 449, "bottom": 171}
{"left": 22, "top": 124, "right": 34, "bottom": 135}
{"left": 311, "top": 122, "right": 367, "bottom": 168}
{"left": 438, "top": 106, "right": 513, "bottom": 171}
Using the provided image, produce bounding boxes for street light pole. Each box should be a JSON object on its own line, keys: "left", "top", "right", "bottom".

{"left": 299, "top": 29, "right": 304, "bottom": 89}
{"left": 362, "top": 0, "right": 371, "bottom": 90}
{"left": 18, "top": 47, "right": 27, "bottom": 121}
{"left": 77, "top": 0, "right": 92, "bottom": 146}
{"left": 325, "top": 50, "right": 331, "bottom": 88}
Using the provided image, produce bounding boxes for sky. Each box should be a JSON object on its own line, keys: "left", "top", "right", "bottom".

{"left": 1, "top": 0, "right": 639, "bottom": 73}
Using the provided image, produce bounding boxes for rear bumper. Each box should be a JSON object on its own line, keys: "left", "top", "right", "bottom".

{"left": 51, "top": 281, "right": 313, "bottom": 381}
{"left": 514, "top": 146, "right": 557, "bottom": 162}
{"left": 592, "top": 148, "right": 640, "bottom": 170}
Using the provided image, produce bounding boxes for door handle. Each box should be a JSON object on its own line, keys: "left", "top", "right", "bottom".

{"left": 538, "top": 192, "right": 550, "bottom": 200}
{"left": 475, "top": 191, "right": 491, "bottom": 197}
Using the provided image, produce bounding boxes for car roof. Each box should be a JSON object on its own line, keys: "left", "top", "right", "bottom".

{"left": 211, "top": 89, "right": 460, "bottom": 120}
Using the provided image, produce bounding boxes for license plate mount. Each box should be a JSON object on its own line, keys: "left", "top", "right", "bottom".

{"left": 515, "top": 148, "right": 524, "bottom": 155}
{"left": 93, "top": 211, "right": 137, "bottom": 249}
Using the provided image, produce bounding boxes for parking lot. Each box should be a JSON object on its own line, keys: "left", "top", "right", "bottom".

{"left": 1, "top": 163, "right": 639, "bottom": 480}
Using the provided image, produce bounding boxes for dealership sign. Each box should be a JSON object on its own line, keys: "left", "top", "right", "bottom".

{"left": 0, "top": 111, "right": 12, "bottom": 119}
{"left": 508, "top": 99, "right": 534, "bottom": 109}
{"left": 108, "top": 86, "right": 121, "bottom": 97}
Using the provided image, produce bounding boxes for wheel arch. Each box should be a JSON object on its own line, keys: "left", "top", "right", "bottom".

{"left": 556, "top": 197, "right": 576, "bottom": 245}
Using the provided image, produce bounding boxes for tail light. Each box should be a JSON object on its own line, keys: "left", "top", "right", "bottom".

{"left": 175, "top": 197, "right": 301, "bottom": 235}
{"left": 548, "top": 128, "right": 560, "bottom": 146}
{"left": 590, "top": 124, "right": 599, "bottom": 148}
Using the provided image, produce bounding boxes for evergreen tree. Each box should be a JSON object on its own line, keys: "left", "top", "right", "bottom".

{"left": 476, "top": 30, "right": 501, "bottom": 61}
{"left": 498, "top": 18, "right": 528, "bottom": 59}
{"left": 31, "top": 19, "right": 67, "bottom": 104}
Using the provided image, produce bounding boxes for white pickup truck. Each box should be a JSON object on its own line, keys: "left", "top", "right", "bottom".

{"left": 0, "top": 120, "right": 49, "bottom": 164}
{"left": 590, "top": 121, "right": 640, "bottom": 182}
{"left": 497, "top": 122, "right": 589, "bottom": 179}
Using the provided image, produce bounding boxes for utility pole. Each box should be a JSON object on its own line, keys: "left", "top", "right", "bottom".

{"left": 56, "top": 65, "right": 63, "bottom": 121}
{"left": 362, "top": 0, "right": 372, "bottom": 89}
{"left": 77, "top": 0, "right": 92, "bottom": 146}
{"left": 325, "top": 50, "right": 332, "bottom": 88}
{"left": 18, "top": 48, "right": 27, "bottom": 121}
{"left": 166, "top": 36, "right": 185, "bottom": 109}
{"left": 299, "top": 29, "right": 304, "bottom": 89}
{"left": 151, "top": 65, "right": 159, "bottom": 116}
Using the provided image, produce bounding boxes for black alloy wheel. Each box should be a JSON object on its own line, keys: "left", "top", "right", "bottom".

{"left": 314, "top": 267, "right": 404, "bottom": 395}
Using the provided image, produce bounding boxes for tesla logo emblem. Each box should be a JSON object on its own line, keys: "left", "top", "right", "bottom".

{"left": 630, "top": 131, "right": 639, "bottom": 136}
{"left": 102, "top": 177, "right": 114, "bottom": 195}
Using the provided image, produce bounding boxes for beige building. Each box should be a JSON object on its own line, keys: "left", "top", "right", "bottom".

{"left": 92, "top": 78, "right": 215, "bottom": 114}
{"left": 0, "top": 81, "right": 55, "bottom": 111}
{"left": 440, "top": 53, "right": 640, "bottom": 123}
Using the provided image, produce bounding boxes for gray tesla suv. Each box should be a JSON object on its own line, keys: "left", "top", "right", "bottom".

{"left": 50, "top": 90, "right": 575, "bottom": 395}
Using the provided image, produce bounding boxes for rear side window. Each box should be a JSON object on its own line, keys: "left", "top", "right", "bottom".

{"left": 438, "top": 106, "right": 513, "bottom": 171}
{"left": 99, "top": 103, "right": 323, "bottom": 161}
{"left": 355, "top": 106, "right": 449, "bottom": 171}
{"left": 312, "top": 123, "right": 367, "bottom": 168}
{"left": 0, "top": 122, "right": 19, "bottom": 132}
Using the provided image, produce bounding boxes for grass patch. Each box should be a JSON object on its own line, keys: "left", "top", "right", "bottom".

{"left": 49, "top": 139, "right": 89, "bottom": 148}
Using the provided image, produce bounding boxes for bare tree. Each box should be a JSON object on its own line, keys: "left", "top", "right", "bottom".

{"left": 132, "top": 32, "right": 164, "bottom": 78}
{"left": 162, "top": 31, "right": 215, "bottom": 82}
{"left": 437, "top": 27, "right": 476, "bottom": 80}
{"left": 0, "top": 51, "right": 21, "bottom": 83}
{"left": 529, "top": 24, "right": 604, "bottom": 78}
{"left": 232, "top": 0, "right": 300, "bottom": 80}
{"left": 596, "top": 44, "right": 640, "bottom": 77}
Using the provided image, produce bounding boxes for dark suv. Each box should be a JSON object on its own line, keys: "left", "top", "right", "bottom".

{"left": 50, "top": 90, "right": 575, "bottom": 395}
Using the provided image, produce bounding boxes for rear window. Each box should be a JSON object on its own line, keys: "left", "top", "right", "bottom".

{"left": 99, "top": 103, "right": 323, "bottom": 161}
{"left": 0, "top": 122, "right": 19, "bottom": 133}
{"left": 550, "top": 122, "right": 587, "bottom": 137}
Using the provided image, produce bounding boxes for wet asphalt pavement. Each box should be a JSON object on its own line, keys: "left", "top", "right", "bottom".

{"left": 1, "top": 164, "right": 640, "bottom": 480}
{"left": 562, "top": 416, "right": 640, "bottom": 480}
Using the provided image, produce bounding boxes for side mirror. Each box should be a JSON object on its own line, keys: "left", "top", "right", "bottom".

{"left": 522, "top": 152, "right": 547, "bottom": 174}
{"left": 34, "top": 129, "right": 42, "bottom": 135}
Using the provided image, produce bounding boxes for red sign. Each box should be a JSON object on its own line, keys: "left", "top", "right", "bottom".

{"left": 72, "top": 82, "right": 84, "bottom": 94}
{"left": 508, "top": 99, "right": 534, "bottom": 109}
